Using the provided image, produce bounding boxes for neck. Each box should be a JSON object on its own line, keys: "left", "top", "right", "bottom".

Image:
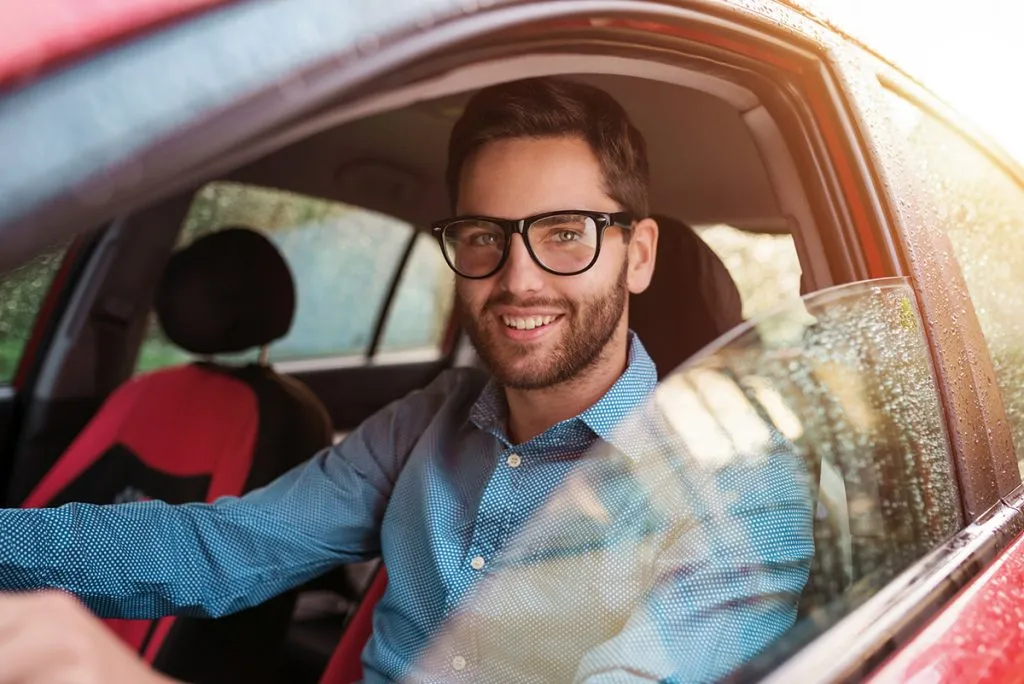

{"left": 504, "top": 326, "right": 630, "bottom": 444}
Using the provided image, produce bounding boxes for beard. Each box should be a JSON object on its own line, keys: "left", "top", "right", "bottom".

{"left": 458, "top": 260, "right": 628, "bottom": 390}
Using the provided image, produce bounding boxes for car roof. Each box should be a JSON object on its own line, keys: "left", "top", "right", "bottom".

{"left": 0, "top": 0, "right": 235, "bottom": 88}
{"left": 0, "top": 0, "right": 959, "bottom": 273}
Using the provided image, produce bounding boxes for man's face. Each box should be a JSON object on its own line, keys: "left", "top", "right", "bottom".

{"left": 454, "top": 136, "right": 646, "bottom": 390}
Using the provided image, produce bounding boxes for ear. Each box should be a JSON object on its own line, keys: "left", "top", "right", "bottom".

{"left": 626, "top": 217, "right": 658, "bottom": 294}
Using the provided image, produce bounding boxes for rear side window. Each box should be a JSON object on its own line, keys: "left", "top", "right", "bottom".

{"left": 378, "top": 233, "right": 455, "bottom": 357}
{"left": 0, "top": 245, "right": 68, "bottom": 385}
{"left": 136, "top": 182, "right": 454, "bottom": 373}
{"left": 883, "top": 90, "right": 1024, "bottom": 476}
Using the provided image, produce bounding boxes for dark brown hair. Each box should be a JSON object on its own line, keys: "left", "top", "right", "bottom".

{"left": 446, "top": 77, "right": 650, "bottom": 218}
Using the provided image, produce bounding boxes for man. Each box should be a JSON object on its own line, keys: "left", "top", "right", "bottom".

{"left": 0, "top": 78, "right": 812, "bottom": 683}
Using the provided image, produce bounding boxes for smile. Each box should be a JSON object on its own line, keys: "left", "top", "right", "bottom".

{"left": 501, "top": 314, "right": 560, "bottom": 331}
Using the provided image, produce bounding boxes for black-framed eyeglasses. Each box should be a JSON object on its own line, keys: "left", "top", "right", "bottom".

{"left": 431, "top": 210, "right": 634, "bottom": 279}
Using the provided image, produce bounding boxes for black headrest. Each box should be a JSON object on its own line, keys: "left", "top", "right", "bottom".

{"left": 630, "top": 216, "right": 743, "bottom": 378}
{"left": 156, "top": 227, "right": 295, "bottom": 356}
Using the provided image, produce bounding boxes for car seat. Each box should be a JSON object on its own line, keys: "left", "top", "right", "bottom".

{"left": 21, "top": 227, "right": 333, "bottom": 683}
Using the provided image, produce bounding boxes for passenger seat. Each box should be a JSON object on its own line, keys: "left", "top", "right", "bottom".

{"left": 20, "top": 227, "right": 333, "bottom": 683}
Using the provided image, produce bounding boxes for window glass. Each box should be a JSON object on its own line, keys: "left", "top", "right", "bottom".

{"left": 696, "top": 224, "right": 803, "bottom": 318}
{"left": 0, "top": 245, "right": 68, "bottom": 384}
{"left": 696, "top": 224, "right": 809, "bottom": 346}
{"left": 883, "top": 90, "right": 1024, "bottom": 476}
{"left": 136, "top": 182, "right": 435, "bottom": 373}
{"left": 409, "top": 278, "right": 959, "bottom": 681}
{"left": 377, "top": 233, "right": 455, "bottom": 357}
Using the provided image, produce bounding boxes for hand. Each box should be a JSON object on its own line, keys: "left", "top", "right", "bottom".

{"left": 0, "top": 590, "right": 178, "bottom": 684}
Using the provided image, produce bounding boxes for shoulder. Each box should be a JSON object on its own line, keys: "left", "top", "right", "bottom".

{"left": 361, "top": 366, "right": 490, "bottom": 442}
{"left": 401, "top": 366, "right": 490, "bottom": 412}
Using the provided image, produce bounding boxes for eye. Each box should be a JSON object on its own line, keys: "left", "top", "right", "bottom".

{"left": 555, "top": 229, "right": 582, "bottom": 242}
{"left": 469, "top": 232, "right": 500, "bottom": 247}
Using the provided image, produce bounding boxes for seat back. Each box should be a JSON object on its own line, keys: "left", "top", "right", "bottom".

{"left": 629, "top": 215, "right": 743, "bottom": 377}
{"left": 21, "top": 227, "right": 333, "bottom": 682}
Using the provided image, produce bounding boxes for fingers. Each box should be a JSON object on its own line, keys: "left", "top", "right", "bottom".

{"left": 0, "top": 592, "right": 82, "bottom": 684}
{"left": 0, "top": 591, "right": 175, "bottom": 684}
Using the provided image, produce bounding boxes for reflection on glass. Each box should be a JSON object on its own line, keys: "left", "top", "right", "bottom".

{"left": 406, "top": 278, "right": 958, "bottom": 682}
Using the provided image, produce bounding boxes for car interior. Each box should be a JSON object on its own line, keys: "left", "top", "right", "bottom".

{"left": 2, "top": 51, "right": 861, "bottom": 682}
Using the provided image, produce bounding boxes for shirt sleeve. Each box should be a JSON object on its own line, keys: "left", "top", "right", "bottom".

{"left": 0, "top": 375, "right": 442, "bottom": 620}
{"left": 573, "top": 446, "right": 815, "bottom": 684}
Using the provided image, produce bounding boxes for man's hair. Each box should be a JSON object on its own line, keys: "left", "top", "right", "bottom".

{"left": 446, "top": 77, "right": 650, "bottom": 218}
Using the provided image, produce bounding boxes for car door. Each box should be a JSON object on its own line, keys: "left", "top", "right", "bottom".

{"left": 734, "top": 8, "right": 1024, "bottom": 682}
{"left": 0, "top": 0, "right": 1011, "bottom": 680}
{"left": 841, "top": 41, "right": 1024, "bottom": 684}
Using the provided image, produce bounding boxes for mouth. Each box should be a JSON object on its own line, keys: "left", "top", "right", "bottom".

{"left": 498, "top": 313, "right": 563, "bottom": 340}
{"left": 500, "top": 314, "right": 560, "bottom": 331}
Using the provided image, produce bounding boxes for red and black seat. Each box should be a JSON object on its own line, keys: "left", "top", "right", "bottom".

{"left": 21, "top": 227, "right": 333, "bottom": 683}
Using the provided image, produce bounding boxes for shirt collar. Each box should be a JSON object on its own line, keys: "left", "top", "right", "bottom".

{"left": 469, "top": 331, "right": 659, "bottom": 453}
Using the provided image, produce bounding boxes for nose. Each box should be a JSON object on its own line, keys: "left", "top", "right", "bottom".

{"left": 498, "top": 234, "right": 545, "bottom": 296}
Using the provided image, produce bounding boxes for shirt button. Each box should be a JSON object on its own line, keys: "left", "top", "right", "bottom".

{"left": 506, "top": 453, "right": 522, "bottom": 468}
{"left": 452, "top": 655, "right": 467, "bottom": 671}
{"left": 470, "top": 555, "right": 486, "bottom": 570}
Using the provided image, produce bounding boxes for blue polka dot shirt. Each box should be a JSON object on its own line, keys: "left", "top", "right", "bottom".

{"left": 0, "top": 333, "right": 813, "bottom": 682}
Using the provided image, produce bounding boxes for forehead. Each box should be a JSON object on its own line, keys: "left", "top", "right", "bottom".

{"left": 456, "top": 136, "right": 619, "bottom": 218}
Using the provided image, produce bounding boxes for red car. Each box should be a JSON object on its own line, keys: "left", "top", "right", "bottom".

{"left": 2, "top": 1, "right": 1024, "bottom": 682}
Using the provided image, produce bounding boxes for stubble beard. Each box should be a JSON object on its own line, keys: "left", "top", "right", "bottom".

{"left": 458, "top": 261, "right": 629, "bottom": 391}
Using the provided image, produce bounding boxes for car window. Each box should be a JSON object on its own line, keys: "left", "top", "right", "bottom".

{"left": 0, "top": 245, "right": 68, "bottom": 385}
{"left": 136, "top": 182, "right": 454, "bottom": 373}
{"left": 882, "top": 89, "right": 1024, "bottom": 476}
{"left": 696, "top": 224, "right": 803, "bottom": 319}
{"left": 377, "top": 232, "right": 455, "bottom": 357}
{"left": 407, "top": 277, "right": 960, "bottom": 681}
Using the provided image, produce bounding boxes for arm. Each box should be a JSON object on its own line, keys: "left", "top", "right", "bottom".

{"left": 574, "top": 448, "right": 815, "bottom": 684}
{"left": 0, "top": 382, "right": 426, "bottom": 620}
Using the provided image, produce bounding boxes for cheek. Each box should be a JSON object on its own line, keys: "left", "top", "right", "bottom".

{"left": 456, "top": 281, "right": 490, "bottom": 312}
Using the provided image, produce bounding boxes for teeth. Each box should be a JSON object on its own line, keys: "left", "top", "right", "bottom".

{"left": 502, "top": 315, "right": 557, "bottom": 330}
